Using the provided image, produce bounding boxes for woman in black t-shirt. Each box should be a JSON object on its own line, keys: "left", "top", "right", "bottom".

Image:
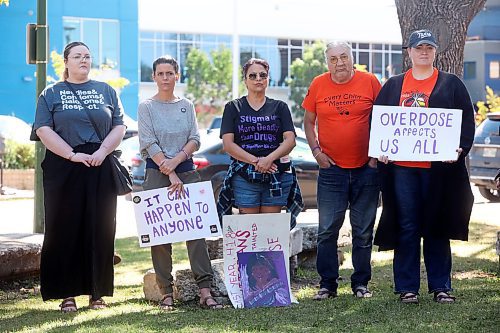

{"left": 219, "top": 58, "right": 298, "bottom": 215}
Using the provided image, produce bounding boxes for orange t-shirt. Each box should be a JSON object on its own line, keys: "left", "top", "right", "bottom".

{"left": 395, "top": 68, "right": 438, "bottom": 168}
{"left": 302, "top": 71, "right": 381, "bottom": 168}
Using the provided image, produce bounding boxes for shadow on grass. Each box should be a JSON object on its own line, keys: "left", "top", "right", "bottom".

{"left": 2, "top": 254, "right": 498, "bottom": 333}
{"left": 1, "top": 224, "right": 498, "bottom": 332}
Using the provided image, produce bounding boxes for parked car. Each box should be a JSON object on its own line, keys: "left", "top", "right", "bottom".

{"left": 0, "top": 115, "right": 32, "bottom": 144}
{"left": 130, "top": 133, "right": 319, "bottom": 209}
{"left": 117, "top": 136, "right": 141, "bottom": 170}
{"left": 206, "top": 116, "right": 222, "bottom": 135}
{"left": 469, "top": 112, "right": 500, "bottom": 202}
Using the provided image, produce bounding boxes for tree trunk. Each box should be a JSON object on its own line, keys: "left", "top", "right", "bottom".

{"left": 395, "top": 0, "right": 486, "bottom": 77}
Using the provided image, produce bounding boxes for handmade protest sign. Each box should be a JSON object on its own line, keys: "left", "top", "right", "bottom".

{"left": 132, "top": 181, "right": 221, "bottom": 247}
{"left": 222, "top": 213, "right": 293, "bottom": 308}
{"left": 368, "top": 105, "right": 463, "bottom": 161}
{"left": 238, "top": 251, "right": 291, "bottom": 308}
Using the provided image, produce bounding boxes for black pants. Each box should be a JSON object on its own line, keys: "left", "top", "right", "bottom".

{"left": 40, "top": 143, "right": 117, "bottom": 301}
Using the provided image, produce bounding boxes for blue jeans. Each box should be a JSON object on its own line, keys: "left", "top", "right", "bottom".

{"left": 232, "top": 172, "right": 293, "bottom": 208}
{"left": 316, "top": 163, "right": 379, "bottom": 292}
{"left": 392, "top": 165, "right": 452, "bottom": 294}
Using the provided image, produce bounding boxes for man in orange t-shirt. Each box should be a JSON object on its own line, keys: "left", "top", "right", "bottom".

{"left": 302, "top": 41, "right": 381, "bottom": 300}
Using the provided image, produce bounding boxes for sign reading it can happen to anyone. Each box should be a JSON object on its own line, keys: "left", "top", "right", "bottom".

{"left": 132, "top": 181, "right": 221, "bottom": 247}
{"left": 222, "top": 213, "right": 294, "bottom": 308}
{"left": 368, "top": 105, "right": 463, "bottom": 161}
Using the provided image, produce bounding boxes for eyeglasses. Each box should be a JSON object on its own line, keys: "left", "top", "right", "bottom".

{"left": 69, "top": 55, "right": 92, "bottom": 62}
{"left": 247, "top": 72, "right": 268, "bottom": 80}
{"left": 329, "top": 54, "right": 349, "bottom": 65}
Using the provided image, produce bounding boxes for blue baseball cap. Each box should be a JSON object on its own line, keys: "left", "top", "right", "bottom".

{"left": 404, "top": 29, "right": 438, "bottom": 49}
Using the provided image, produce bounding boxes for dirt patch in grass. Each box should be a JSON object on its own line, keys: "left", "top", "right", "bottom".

{"left": 453, "top": 270, "right": 497, "bottom": 280}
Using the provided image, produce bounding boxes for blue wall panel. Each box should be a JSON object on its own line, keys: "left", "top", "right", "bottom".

{"left": 0, "top": 0, "right": 138, "bottom": 123}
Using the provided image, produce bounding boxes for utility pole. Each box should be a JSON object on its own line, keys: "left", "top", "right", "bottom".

{"left": 231, "top": 0, "right": 240, "bottom": 99}
{"left": 33, "top": 0, "right": 47, "bottom": 233}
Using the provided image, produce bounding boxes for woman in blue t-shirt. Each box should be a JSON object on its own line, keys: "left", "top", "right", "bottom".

{"left": 218, "top": 58, "right": 302, "bottom": 221}
{"left": 33, "top": 42, "right": 126, "bottom": 312}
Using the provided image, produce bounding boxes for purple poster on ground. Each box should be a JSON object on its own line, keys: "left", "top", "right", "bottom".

{"left": 237, "top": 251, "right": 291, "bottom": 308}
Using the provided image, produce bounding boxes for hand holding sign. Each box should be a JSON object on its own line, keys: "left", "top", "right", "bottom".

{"left": 133, "top": 181, "right": 221, "bottom": 247}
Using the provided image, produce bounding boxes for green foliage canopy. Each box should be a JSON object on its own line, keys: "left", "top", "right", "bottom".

{"left": 185, "top": 46, "right": 233, "bottom": 114}
{"left": 3, "top": 140, "right": 35, "bottom": 169}
{"left": 476, "top": 86, "right": 500, "bottom": 125}
{"left": 48, "top": 51, "right": 130, "bottom": 91}
{"left": 288, "top": 41, "right": 328, "bottom": 121}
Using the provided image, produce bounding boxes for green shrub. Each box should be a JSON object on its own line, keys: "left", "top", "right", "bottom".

{"left": 2, "top": 140, "right": 35, "bottom": 169}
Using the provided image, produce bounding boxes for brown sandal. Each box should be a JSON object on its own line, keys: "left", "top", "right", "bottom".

{"left": 313, "top": 288, "right": 337, "bottom": 301}
{"left": 199, "top": 295, "right": 223, "bottom": 309}
{"left": 434, "top": 291, "right": 456, "bottom": 304}
{"left": 159, "top": 294, "right": 175, "bottom": 311}
{"left": 60, "top": 298, "right": 77, "bottom": 313}
{"left": 89, "top": 297, "right": 107, "bottom": 310}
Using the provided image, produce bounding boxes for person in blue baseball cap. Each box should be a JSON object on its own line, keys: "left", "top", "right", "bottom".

{"left": 373, "top": 29, "right": 475, "bottom": 304}
{"left": 403, "top": 29, "right": 438, "bottom": 49}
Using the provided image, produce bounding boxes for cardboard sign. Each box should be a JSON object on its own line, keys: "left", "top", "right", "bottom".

{"left": 238, "top": 251, "right": 291, "bottom": 308}
{"left": 222, "top": 213, "right": 294, "bottom": 308}
{"left": 368, "top": 105, "right": 463, "bottom": 161}
{"left": 132, "top": 181, "right": 221, "bottom": 247}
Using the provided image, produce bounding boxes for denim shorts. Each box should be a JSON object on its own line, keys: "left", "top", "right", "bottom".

{"left": 231, "top": 172, "right": 293, "bottom": 208}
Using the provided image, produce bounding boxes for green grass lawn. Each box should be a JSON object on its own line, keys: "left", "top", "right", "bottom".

{"left": 0, "top": 221, "right": 498, "bottom": 333}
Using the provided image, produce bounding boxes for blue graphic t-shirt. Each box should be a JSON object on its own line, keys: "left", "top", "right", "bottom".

{"left": 220, "top": 97, "right": 296, "bottom": 157}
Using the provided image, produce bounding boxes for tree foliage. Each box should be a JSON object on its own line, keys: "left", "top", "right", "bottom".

{"left": 288, "top": 41, "right": 328, "bottom": 121}
{"left": 476, "top": 86, "right": 500, "bottom": 125}
{"left": 3, "top": 140, "right": 35, "bottom": 169}
{"left": 185, "top": 46, "right": 233, "bottom": 117}
{"left": 47, "top": 50, "right": 130, "bottom": 91}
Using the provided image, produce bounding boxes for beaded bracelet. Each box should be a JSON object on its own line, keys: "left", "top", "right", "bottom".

{"left": 311, "top": 145, "right": 321, "bottom": 152}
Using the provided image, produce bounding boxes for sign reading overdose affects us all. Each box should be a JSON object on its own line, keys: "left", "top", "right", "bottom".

{"left": 132, "top": 181, "right": 221, "bottom": 247}
{"left": 368, "top": 105, "right": 463, "bottom": 161}
{"left": 222, "top": 213, "right": 294, "bottom": 308}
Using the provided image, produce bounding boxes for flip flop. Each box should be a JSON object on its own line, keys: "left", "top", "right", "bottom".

{"left": 399, "top": 292, "right": 419, "bottom": 304}
{"left": 434, "top": 291, "right": 456, "bottom": 304}
{"left": 199, "top": 295, "right": 223, "bottom": 309}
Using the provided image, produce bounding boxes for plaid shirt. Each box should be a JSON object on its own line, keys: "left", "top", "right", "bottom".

{"left": 217, "top": 159, "right": 304, "bottom": 229}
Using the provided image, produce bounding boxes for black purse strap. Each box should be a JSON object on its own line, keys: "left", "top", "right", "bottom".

{"left": 64, "top": 80, "right": 105, "bottom": 142}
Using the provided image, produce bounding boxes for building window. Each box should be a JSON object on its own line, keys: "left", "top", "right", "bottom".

{"left": 138, "top": 32, "right": 403, "bottom": 85}
{"left": 463, "top": 62, "right": 476, "bottom": 80}
{"left": 63, "top": 17, "right": 120, "bottom": 71}
{"left": 490, "top": 61, "right": 500, "bottom": 79}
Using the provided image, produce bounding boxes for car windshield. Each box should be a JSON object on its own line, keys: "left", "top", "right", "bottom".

{"left": 119, "top": 136, "right": 140, "bottom": 151}
{"left": 290, "top": 139, "right": 316, "bottom": 162}
{"left": 0, "top": 116, "right": 32, "bottom": 143}
{"left": 476, "top": 118, "right": 500, "bottom": 137}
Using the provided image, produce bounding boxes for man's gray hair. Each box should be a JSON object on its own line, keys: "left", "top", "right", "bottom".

{"left": 324, "top": 41, "right": 354, "bottom": 62}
